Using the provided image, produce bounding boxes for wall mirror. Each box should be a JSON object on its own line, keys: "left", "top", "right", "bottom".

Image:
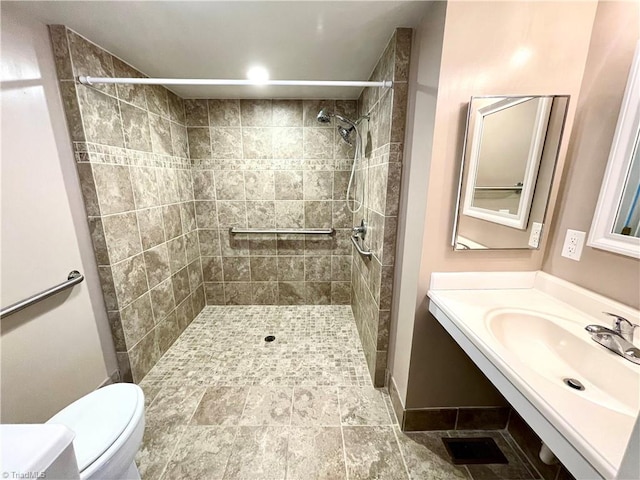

{"left": 453, "top": 95, "right": 570, "bottom": 250}
{"left": 588, "top": 42, "right": 640, "bottom": 259}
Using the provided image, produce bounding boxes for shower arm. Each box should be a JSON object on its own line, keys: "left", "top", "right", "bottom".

{"left": 335, "top": 114, "right": 370, "bottom": 128}
{"left": 328, "top": 114, "right": 370, "bottom": 135}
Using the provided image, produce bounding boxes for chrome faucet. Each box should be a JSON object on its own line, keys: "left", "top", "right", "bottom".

{"left": 585, "top": 313, "right": 640, "bottom": 365}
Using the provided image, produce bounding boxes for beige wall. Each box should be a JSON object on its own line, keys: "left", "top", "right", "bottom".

{"left": 392, "top": 0, "right": 598, "bottom": 408}
{"left": 1, "top": 6, "right": 116, "bottom": 422}
{"left": 542, "top": 1, "right": 640, "bottom": 309}
{"left": 390, "top": 1, "right": 446, "bottom": 403}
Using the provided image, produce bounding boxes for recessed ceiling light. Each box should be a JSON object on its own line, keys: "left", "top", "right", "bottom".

{"left": 247, "top": 66, "right": 269, "bottom": 84}
{"left": 511, "top": 47, "right": 533, "bottom": 68}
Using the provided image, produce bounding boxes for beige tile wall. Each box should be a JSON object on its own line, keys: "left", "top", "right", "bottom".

{"left": 351, "top": 29, "right": 411, "bottom": 386}
{"left": 50, "top": 26, "right": 205, "bottom": 382}
{"left": 50, "top": 25, "right": 409, "bottom": 384}
{"left": 394, "top": 1, "right": 597, "bottom": 409}
{"left": 186, "top": 99, "right": 355, "bottom": 305}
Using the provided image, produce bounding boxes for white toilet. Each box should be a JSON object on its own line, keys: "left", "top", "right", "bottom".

{"left": 46, "top": 383, "right": 145, "bottom": 480}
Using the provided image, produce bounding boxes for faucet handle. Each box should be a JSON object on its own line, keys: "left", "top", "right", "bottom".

{"left": 603, "top": 312, "right": 638, "bottom": 327}
{"left": 603, "top": 312, "right": 639, "bottom": 341}
{"left": 352, "top": 220, "right": 367, "bottom": 238}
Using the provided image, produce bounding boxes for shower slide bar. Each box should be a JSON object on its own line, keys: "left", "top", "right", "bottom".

{"left": 77, "top": 76, "right": 393, "bottom": 88}
{"left": 229, "top": 227, "right": 335, "bottom": 235}
{"left": 0, "top": 270, "right": 84, "bottom": 319}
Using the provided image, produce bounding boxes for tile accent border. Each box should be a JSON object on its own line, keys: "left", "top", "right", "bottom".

{"left": 74, "top": 142, "right": 191, "bottom": 168}
{"left": 389, "top": 375, "right": 511, "bottom": 432}
{"left": 402, "top": 407, "right": 510, "bottom": 432}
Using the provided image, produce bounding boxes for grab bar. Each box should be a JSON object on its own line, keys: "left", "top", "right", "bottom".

{"left": 474, "top": 186, "right": 523, "bottom": 191}
{"left": 229, "top": 227, "right": 335, "bottom": 235}
{"left": 0, "top": 270, "right": 84, "bottom": 319}
{"left": 474, "top": 182, "right": 524, "bottom": 192}
{"left": 351, "top": 235, "right": 373, "bottom": 259}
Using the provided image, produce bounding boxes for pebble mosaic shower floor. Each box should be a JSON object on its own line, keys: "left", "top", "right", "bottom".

{"left": 136, "top": 306, "right": 542, "bottom": 480}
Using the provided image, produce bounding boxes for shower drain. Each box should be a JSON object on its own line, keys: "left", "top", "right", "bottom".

{"left": 563, "top": 378, "right": 585, "bottom": 391}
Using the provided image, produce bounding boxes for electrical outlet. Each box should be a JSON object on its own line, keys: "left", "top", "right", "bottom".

{"left": 561, "top": 229, "right": 586, "bottom": 261}
{"left": 528, "top": 222, "right": 543, "bottom": 248}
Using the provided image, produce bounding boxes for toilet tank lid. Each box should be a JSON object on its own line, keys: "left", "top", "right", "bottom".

{"left": 46, "top": 383, "right": 143, "bottom": 472}
{"left": 0, "top": 424, "right": 77, "bottom": 474}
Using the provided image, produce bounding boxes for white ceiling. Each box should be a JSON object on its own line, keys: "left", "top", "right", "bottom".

{"left": 8, "top": 1, "right": 430, "bottom": 99}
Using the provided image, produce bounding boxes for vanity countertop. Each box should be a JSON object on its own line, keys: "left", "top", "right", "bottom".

{"left": 427, "top": 271, "right": 639, "bottom": 480}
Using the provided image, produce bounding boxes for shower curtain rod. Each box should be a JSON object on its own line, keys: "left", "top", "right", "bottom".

{"left": 77, "top": 76, "right": 393, "bottom": 88}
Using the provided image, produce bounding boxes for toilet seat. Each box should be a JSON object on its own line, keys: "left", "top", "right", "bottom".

{"left": 46, "top": 384, "right": 143, "bottom": 475}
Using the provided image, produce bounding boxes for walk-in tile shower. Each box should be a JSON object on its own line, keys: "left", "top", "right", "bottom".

{"left": 49, "top": 25, "right": 410, "bottom": 386}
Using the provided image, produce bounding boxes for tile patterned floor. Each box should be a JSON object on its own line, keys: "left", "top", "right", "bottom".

{"left": 136, "top": 306, "right": 543, "bottom": 480}
{"left": 141, "top": 306, "right": 371, "bottom": 388}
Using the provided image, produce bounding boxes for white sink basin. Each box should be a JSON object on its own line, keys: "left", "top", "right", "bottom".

{"left": 485, "top": 309, "right": 639, "bottom": 416}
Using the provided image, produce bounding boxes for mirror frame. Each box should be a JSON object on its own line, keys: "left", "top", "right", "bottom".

{"left": 588, "top": 41, "right": 640, "bottom": 259}
{"left": 462, "top": 96, "right": 553, "bottom": 230}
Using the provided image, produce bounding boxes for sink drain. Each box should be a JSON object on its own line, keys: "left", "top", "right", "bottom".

{"left": 563, "top": 378, "right": 585, "bottom": 391}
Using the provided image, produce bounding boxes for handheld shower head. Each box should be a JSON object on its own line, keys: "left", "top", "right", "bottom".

{"left": 315, "top": 109, "right": 367, "bottom": 215}
{"left": 316, "top": 108, "right": 365, "bottom": 146}
{"left": 338, "top": 125, "right": 355, "bottom": 145}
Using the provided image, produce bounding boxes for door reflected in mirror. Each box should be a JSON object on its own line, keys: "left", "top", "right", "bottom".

{"left": 453, "top": 95, "right": 570, "bottom": 250}
{"left": 464, "top": 96, "right": 552, "bottom": 230}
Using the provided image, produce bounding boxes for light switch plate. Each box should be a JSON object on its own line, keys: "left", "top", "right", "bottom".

{"left": 561, "top": 229, "right": 586, "bottom": 261}
{"left": 528, "top": 222, "right": 543, "bottom": 248}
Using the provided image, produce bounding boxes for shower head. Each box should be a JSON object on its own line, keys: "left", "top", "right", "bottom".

{"left": 316, "top": 108, "right": 368, "bottom": 145}
{"left": 338, "top": 125, "right": 355, "bottom": 145}
{"left": 316, "top": 109, "right": 332, "bottom": 124}
{"left": 316, "top": 109, "right": 354, "bottom": 126}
